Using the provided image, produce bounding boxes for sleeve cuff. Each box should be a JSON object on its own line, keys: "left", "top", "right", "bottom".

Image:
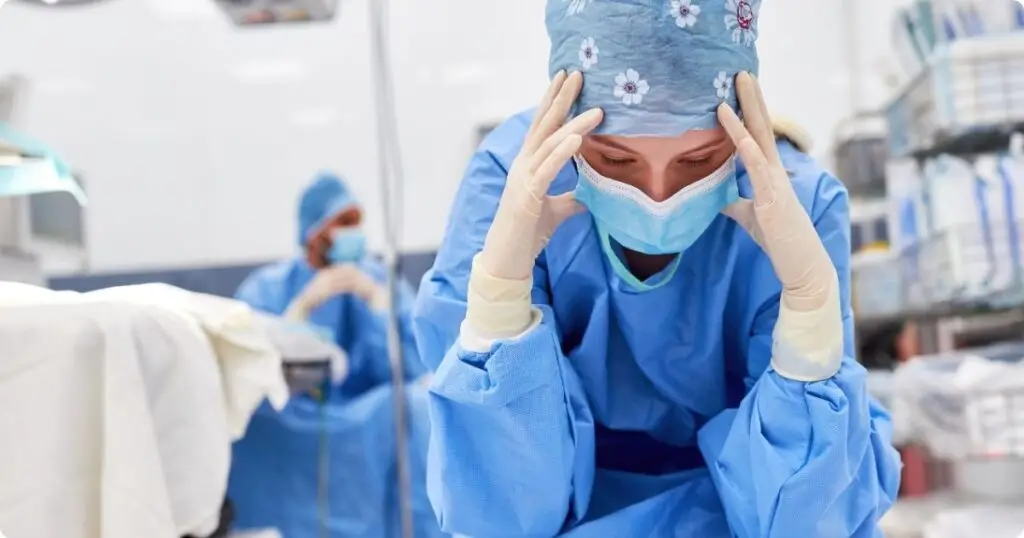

{"left": 464, "top": 255, "right": 535, "bottom": 336}
{"left": 459, "top": 307, "right": 544, "bottom": 353}
{"left": 771, "top": 277, "right": 844, "bottom": 382}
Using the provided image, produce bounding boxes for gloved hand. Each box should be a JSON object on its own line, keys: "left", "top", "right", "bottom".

{"left": 465, "top": 71, "right": 604, "bottom": 339}
{"left": 718, "top": 72, "right": 843, "bottom": 381}
{"left": 285, "top": 264, "right": 386, "bottom": 321}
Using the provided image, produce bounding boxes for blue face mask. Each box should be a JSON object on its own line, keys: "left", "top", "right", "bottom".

{"left": 573, "top": 154, "right": 739, "bottom": 289}
{"left": 327, "top": 228, "right": 367, "bottom": 265}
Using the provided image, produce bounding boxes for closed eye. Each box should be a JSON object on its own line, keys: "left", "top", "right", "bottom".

{"left": 678, "top": 156, "right": 713, "bottom": 168}
{"left": 600, "top": 154, "right": 636, "bottom": 167}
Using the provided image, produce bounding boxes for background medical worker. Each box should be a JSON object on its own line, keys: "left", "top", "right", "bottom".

{"left": 229, "top": 172, "right": 442, "bottom": 537}
{"left": 413, "top": 1, "right": 901, "bottom": 536}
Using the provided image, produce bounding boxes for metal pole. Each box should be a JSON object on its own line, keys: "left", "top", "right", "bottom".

{"left": 842, "top": 0, "right": 863, "bottom": 114}
{"left": 367, "top": 0, "right": 415, "bottom": 536}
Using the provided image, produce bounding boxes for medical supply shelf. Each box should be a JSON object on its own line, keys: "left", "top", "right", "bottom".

{"left": 854, "top": 221, "right": 1024, "bottom": 321}
{"left": 855, "top": 31, "right": 1024, "bottom": 344}
{"left": 886, "top": 34, "right": 1024, "bottom": 160}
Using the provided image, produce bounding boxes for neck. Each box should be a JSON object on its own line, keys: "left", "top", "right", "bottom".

{"left": 623, "top": 250, "right": 677, "bottom": 280}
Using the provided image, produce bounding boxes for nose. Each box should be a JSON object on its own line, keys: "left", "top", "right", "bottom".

{"left": 642, "top": 169, "right": 676, "bottom": 203}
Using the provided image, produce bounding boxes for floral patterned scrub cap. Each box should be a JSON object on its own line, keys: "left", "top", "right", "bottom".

{"left": 547, "top": 0, "right": 762, "bottom": 136}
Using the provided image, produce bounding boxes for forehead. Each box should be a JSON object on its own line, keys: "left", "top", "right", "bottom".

{"left": 589, "top": 128, "right": 728, "bottom": 155}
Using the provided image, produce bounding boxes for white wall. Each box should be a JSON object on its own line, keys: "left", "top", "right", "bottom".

{"left": 0, "top": 0, "right": 901, "bottom": 274}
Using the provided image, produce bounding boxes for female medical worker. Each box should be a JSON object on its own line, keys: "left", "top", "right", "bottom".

{"left": 229, "top": 173, "right": 443, "bottom": 538}
{"left": 412, "top": 1, "right": 901, "bottom": 537}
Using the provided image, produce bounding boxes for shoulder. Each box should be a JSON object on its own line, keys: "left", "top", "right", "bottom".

{"left": 474, "top": 109, "right": 535, "bottom": 169}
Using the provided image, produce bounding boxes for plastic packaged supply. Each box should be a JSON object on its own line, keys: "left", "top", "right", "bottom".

{"left": 920, "top": 155, "right": 1006, "bottom": 301}
{"left": 852, "top": 250, "right": 903, "bottom": 316}
{"left": 977, "top": 0, "right": 1024, "bottom": 36}
{"left": 922, "top": 503, "right": 1024, "bottom": 538}
{"left": 976, "top": 153, "right": 1024, "bottom": 293}
{"left": 890, "top": 342, "right": 1024, "bottom": 460}
{"left": 886, "top": 158, "right": 930, "bottom": 254}
{"left": 880, "top": 491, "right": 961, "bottom": 538}
{"left": 887, "top": 159, "right": 934, "bottom": 307}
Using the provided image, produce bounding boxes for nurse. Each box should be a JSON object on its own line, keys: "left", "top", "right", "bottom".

{"left": 230, "top": 173, "right": 442, "bottom": 538}
{"left": 413, "top": 1, "right": 901, "bottom": 536}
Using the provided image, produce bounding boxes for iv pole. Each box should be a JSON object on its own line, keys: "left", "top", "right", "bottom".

{"left": 368, "top": 0, "right": 415, "bottom": 536}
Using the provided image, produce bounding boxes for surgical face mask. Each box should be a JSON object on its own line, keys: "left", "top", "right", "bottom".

{"left": 573, "top": 154, "right": 739, "bottom": 288}
{"left": 327, "top": 228, "right": 366, "bottom": 265}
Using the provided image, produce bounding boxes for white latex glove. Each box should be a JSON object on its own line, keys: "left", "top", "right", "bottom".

{"left": 285, "top": 264, "right": 386, "bottom": 321}
{"left": 465, "top": 71, "right": 603, "bottom": 340}
{"left": 719, "top": 72, "right": 843, "bottom": 381}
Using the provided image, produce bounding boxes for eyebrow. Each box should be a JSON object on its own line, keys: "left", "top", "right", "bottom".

{"left": 591, "top": 137, "right": 637, "bottom": 154}
{"left": 591, "top": 135, "right": 728, "bottom": 155}
{"left": 684, "top": 138, "right": 729, "bottom": 154}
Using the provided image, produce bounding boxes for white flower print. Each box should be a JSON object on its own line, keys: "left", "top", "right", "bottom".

{"left": 714, "top": 71, "right": 732, "bottom": 100}
{"left": 669, "top": 0, "right": 701, "bottom": 28}
{"left": 613, "top": 69, "right": 650, "bottom": 106}
{"left": 578, "top": 37, "right": 599, "bottom": 70}
{"left": 566, "top": 0, "right": 588, "bottom": 15}
{"left": 724, "top": 0, "right": 760, "bottom": 46}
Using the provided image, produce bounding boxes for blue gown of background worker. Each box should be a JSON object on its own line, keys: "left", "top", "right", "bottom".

{"left": 229, "top": 173, "right": 444, "bottom": 538}
{"left": 412, "top": 1, "right": 902, "bottom": 535}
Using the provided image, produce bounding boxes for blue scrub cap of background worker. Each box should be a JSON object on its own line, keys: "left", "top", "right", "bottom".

{"left": 546, "top": 0, "right": 761, "bottom": 137}
{"left": 0, "top": 122, "right": 86, "bottom": 204}
{"left": 297, "top": 172, "right": 359, "bottom": 247}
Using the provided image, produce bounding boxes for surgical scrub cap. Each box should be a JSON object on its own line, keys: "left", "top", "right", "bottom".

{"left": 547, "top": 0, "right": 762, "bottom": 137}
{"left": 297, "top": 172, "right": 359, "bottom": 246}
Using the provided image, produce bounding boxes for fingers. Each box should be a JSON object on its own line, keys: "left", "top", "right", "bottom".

{"left": 718, "top": 102, "right": 776, "bottom": 206}
{"left": 524, "top": 70, "right": 569, "bottom": 152}
{"left": 529, "top": 108, "right": 603, "bottom": 173}
{"left": 527, "top": 72, "right": 584, "bottom": 155}
{"left": 741, "top": 72, "right": 778, "bottom": 166}
{"left": 548, "top": 191, "right": 586, "bottom": 225}
{"left": 736, "top": 72, "right": 781, "bottom": 165}
{"left": 720, "top": 199, "right": 765, "bottom": 249}
{"left": 531, "top": 134, "right": 583, "bottom": 197}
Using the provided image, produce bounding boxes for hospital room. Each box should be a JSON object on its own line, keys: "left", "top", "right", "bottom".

{"left": 3, "top": 0, "right": 1024, "bottom": 536}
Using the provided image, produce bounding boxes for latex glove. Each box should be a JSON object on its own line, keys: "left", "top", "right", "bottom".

{"left": 465, "top": 71, "right": 603, "bottom": 340}
{"left": 718, "top": 72, "right": 843, "bottom": 381}
{"left": 285, "top": 264, "right": 386, "bottom": 321}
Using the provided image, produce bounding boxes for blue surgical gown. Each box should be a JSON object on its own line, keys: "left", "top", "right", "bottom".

{"left": 229, "top": 256, "right": 444, "bottom": 538}
{"left": 412, "top": 110, "right": 902, "bottom": 537}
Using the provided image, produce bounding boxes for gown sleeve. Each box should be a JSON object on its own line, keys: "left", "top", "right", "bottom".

{"left": 412, "top": 112, "right": 597, "bottom": 537}
{"left": 697, "top": 170, "right": 903, "bottom": 538}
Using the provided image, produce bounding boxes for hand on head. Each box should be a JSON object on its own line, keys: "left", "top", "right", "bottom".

{"left": 717, "top": 72, "right": 835, "bottom": 311}
{"left": 477, "top": 70, "right": 603, "bottom": 281}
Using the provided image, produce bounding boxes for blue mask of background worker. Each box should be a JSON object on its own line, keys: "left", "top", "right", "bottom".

{"left": 327, "top": 228, "right": 367, "bottom": 265}
{"left": 573, "top": 154, "right": 740, "bottom": 290}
